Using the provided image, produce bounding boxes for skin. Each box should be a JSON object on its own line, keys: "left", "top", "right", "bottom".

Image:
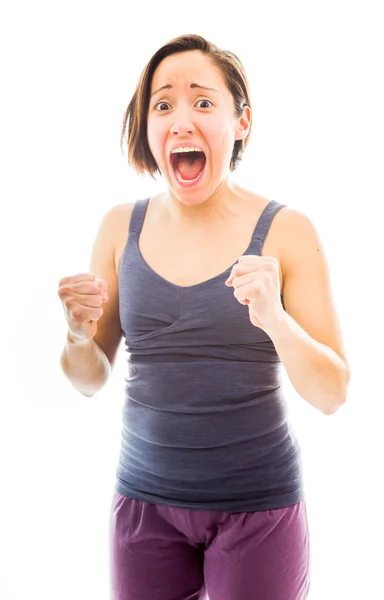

{"left": 87, "top": 47, "right": 350, "bottom": 414}
{"left": 146, "top": 49, "right": 252, "bottom": 225}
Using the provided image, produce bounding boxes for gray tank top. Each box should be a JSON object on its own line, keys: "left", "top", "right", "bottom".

{"left": 115, "top": 197, "right": 304, "bottom": 511}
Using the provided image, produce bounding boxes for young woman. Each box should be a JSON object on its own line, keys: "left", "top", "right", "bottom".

{"left": 58, "top": 34, "right": 350, "bottom": 600}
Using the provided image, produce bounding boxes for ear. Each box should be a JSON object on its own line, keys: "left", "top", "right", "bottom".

{"left": 235, "top": 105, "right": 251, "bottom": 140}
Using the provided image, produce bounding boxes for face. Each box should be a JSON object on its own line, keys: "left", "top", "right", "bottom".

{"left": 147, "top": 50, "right": 250, "bottom": 206}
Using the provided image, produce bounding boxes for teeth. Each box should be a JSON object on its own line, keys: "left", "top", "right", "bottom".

{"left": 171, "top": 147, "right": 204, "bottom": 154}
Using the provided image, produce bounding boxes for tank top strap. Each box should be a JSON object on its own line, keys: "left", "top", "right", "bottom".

{"left": 249, "top": 200, "right": 287, "bottom": 253}
{"left": 129, "top": 197, "right": 150, "bottom": 236}
{"left": 128, "top": 197, "right": 286, "bottom": 249}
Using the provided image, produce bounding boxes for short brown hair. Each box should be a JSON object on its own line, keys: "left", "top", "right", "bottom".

{"left": 120, "top": 34, "right": 252, "bottom": 179}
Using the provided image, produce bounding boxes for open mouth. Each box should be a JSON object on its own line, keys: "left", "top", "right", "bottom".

{"left": 170, "top": 150, "right": 207, "bottom": 186}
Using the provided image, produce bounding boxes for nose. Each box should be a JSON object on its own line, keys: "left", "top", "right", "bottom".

{"left": 169, "top": 107, "right": 196, "bottom": 136}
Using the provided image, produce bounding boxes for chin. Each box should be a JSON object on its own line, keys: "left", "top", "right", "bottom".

{"left": 171, "top": 191, "right": 211, "bottom": 206}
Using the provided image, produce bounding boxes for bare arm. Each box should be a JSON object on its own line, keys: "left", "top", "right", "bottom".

{"left": 59, "top": 204, "right": 128, "bottom": 396}
{"left": 60, "top": 332, "right": 111, "bottom": 397}
{"left": 266, "top": 311, "right": 349, "bottom": 415}
{"left": 267, "top": 209, "right": 350, "bottom": 415}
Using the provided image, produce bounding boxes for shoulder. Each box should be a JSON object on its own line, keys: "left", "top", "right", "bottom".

{"left": 102, "top": 200, "right": 137, "bottom": 238}
{"left": 107, "top": 201, "right": 136, "bottom": 221}
{"left": 98, "top": 201, "right": 136, "bottom": 250}
{"left": 97, "top": 201, "right": 135, "bottom": 229}
{"left": 270, "top": 206, "right": 323, "bottom": 279}
{"left": 104, "top": 202, "right": 136, "bottom": 276}
{"left": 271, "top": 204, "right": 313, "bottom": 234}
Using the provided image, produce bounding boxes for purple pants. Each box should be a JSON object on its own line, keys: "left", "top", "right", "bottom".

{"left": 109, "top": 491, "right": 311, "bottom": 600}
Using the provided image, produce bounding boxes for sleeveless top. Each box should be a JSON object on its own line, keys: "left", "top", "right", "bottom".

{"left": 115, "top": 197, "right": 305, "bottom": 511}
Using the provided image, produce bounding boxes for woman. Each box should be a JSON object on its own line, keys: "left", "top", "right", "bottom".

{"left": 58, "top": 34, "right": 350, "bottom": 600}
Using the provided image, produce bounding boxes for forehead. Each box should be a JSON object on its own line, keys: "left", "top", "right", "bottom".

{"left": 150, "top": 50, "right": 228, "bottom": 92}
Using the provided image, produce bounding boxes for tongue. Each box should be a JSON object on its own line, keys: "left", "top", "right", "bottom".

{"left": 176, "top": 154, "right": 205, "bottom": 180}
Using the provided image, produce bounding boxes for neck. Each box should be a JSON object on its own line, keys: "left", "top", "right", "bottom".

{"left": 160, "top": 177, "right": 246, "bottom": 225}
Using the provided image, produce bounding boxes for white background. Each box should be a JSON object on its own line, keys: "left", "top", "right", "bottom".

{"left": 1, "top": 1, "right": 383, "bottom": 599}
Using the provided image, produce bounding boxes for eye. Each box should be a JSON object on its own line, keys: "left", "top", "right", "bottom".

{"left": 154, "top": 99, "right": 213, "bottom": 111}
{"left": 196, "top": 99, "right": 213, "bottom": 109}
{"left": 155, "top": 101, "right": 171, "bottom": 111}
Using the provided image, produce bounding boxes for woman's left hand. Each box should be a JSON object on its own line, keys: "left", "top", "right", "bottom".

{"left": 225, "top": 255, "right": 286, "bottom": 332}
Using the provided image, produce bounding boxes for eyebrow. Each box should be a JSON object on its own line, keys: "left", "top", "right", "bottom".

{"left": 150, "top": 83, "right": 220, "bottom": 98}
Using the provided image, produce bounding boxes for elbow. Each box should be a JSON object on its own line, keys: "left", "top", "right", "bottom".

{"left": 323, "top": 363, "right": 351, "bottom": 416}
{"left": 80, "top": 382, "right": 107, "bottom": 398}
{"left": 323, "top": 402, "right": 344, "bottom": 416}
{"left": 75, "top": 379, "right": 108, "bottom": 398}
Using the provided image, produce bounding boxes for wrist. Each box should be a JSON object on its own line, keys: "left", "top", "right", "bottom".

{"left": 67, "top": 330, "right": 93, "bottom": 347}
{"left": 263, "top": 310, "right": 291, "bottom": 340}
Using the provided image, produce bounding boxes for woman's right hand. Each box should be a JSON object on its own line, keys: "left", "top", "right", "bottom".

{"left": 57, "top": 273, "right": 109, "bottom": 343}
